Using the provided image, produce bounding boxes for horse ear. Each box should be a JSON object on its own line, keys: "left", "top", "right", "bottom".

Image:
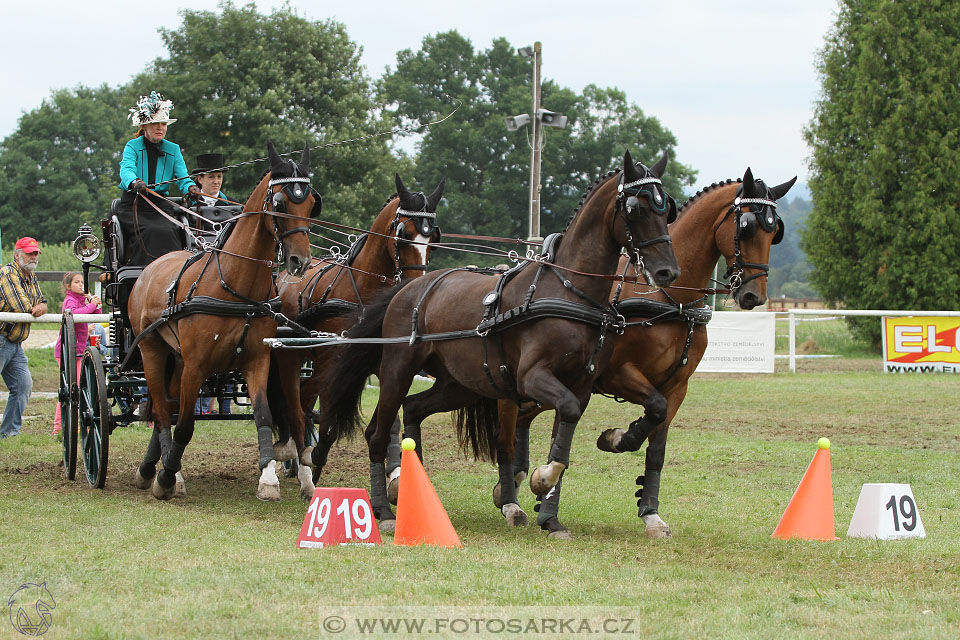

{"left": 649, "top": 152, "right": 669, "bottom": 179}
{"left": 741, "top": 167, "right": 758, "bottom": 197}
{"left": 395, "top": 173, "right": 410, "bottom": 197}
{"left": 427, "top": 177, "right": 446, "bottom": 210}
{"left": 770, "top": 176, "right": 798, "bottom": 201}
{"left": 622, "top": 151, "right": 640, "bottom": 181}
{"left": 298, "top": 143, "right": 310, "bottom": 176}
{"left": 267, "top": 141, "right": 283, "bottom": 171}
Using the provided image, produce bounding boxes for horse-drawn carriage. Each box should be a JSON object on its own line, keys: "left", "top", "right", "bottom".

{"left": 57, "top": 196, "right": 258, "bottom": 488}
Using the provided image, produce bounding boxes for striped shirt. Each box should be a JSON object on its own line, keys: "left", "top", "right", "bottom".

{"left": 0, "top": 262, "right": 46, "bottom": 342}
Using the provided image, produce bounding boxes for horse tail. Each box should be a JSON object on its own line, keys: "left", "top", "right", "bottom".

{"left": 323, "top": 280, "right": 415, "bottom": 440}
{"left": 455, "top": 398, "right": 499, "bottom": 462}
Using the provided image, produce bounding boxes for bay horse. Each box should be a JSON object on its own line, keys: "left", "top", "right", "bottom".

{"left": 318, "top": 151, "right": 680, "bottom": 530}
{"left": 270, "top": 174, "right": 445, "bottom": 500}
{"left": 129, "top": 141, "right": 316, "bottom": 501}
{"left": 497, "top": 169, "right": 796, "bottom": 537}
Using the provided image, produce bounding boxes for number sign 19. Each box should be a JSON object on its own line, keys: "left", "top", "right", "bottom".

{"left": 846, "top": 483, "right": 926, "bottom": 540}
{"left": 297, "top": 487, "right": 383, "bottom": 548}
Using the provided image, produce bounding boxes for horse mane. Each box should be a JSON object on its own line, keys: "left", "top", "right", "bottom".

{"left": 563, "top": 169, "right": 621, "bottom": 231}
{"left": 677, "top": 178, "right": 742, "bottom": 212}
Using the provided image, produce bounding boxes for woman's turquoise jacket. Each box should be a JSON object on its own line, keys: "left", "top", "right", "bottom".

{"left": 117, "top": 137, "right": 196, "bottom": 195}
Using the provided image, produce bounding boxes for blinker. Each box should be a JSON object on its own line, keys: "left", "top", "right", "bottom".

{"left": 271, "top": 191, "right": 286, "bottom": 212}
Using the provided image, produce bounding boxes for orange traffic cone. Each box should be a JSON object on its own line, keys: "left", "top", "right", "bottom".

{"left": 772, "top": 437, "right": 838, "bottom": 541}
{"left": 394, "top": 438, "right": 463, "bottom": 548}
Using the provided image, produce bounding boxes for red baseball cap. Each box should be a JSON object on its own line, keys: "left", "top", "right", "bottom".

{"left": 15, "top": 237, "right": 41, "bottom": 253}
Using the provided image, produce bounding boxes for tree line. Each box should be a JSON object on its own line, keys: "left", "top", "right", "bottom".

{"left": 0, "top": 2, "right": 694, "bottom": 252}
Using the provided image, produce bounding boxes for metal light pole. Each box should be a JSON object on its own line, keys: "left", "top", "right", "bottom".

{"left": 506, "top": 43, "right": 566, "bottom": 243}
{"left": 528, "top": 42, "right": 543, "bottom": 243}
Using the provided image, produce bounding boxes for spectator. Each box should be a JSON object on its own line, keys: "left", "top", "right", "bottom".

{"left": 53, "top": 272, "right": 102, "bottom": 438}
{"left": 0, "top": 238, "right": 46, "bottom": 439}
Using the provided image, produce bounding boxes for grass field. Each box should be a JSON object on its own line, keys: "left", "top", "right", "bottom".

{"left": 1, "top": 361, "right": 959, "bottom": 639}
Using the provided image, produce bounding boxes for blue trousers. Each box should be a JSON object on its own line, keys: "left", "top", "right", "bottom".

{"left": 0, "top": 336, "right": 33, "bottom": 438}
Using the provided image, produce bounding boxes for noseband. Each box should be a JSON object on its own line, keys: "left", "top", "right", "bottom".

{"left": 615, "top": 171, "right": 675, "bottom": 268}
{"left": 721, "top": 187, "right": 781, "bottom": 290}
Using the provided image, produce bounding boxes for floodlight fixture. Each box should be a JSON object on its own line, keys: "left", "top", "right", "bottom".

{"left": 518, "top": 46, "right": 534, "bottom": 58}
{"left": 537, "top": 109, "right": 568, "bottom": 129}
{"left": 505, "top": 113, "right": 531, "bottom": 131}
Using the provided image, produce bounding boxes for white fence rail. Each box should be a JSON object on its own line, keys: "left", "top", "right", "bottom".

{"left": 0, "top": 313, "right": 112, "bottom": 324}
{"left": 780, "top": 309, "right": 960, "bottom": 373}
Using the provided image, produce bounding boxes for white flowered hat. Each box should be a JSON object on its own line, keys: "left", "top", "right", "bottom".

{"left": 128, "top": 91, "right": 177, "bottom": 126}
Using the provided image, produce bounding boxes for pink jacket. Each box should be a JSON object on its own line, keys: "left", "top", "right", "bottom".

{"left": 54, "top": 291, "right": 102, "bottom": 357}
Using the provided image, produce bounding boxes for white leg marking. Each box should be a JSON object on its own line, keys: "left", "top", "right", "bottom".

{"left": 256, "top": 461, "right": 281, "bottom": 502}
{"left": 641, "top": 513, "right": 672, "bottom": 539}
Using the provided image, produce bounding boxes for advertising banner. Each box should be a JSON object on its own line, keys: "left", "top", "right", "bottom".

{"left": 882, "top": 316, "right": 960, "bottom": 373}
{"left": 696, "top": 311, "right": 775, "bottom": 373}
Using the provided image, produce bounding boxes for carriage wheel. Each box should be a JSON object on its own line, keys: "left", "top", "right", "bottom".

{"left": 78, "top": 346, "right": 111, "bottom": 489}
{"left": 58, "top": 314, "right": 77, "bottom": 480}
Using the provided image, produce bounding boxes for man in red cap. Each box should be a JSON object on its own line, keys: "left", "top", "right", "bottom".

{"left": 0, "top": 237, "right": 46, "bottom": 438}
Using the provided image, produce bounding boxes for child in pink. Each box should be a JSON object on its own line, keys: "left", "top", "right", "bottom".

{"left": 53, "top": 272, "right": 101, "bottom": 436}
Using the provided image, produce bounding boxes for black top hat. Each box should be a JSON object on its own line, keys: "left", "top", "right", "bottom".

{"left": 193, "top": 153, "right": 227, "bottom": 175}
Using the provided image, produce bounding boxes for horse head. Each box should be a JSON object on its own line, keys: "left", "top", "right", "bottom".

{"left": 616, "top": 151, "right": 681, "bottom": 287}
{"left": 389, "top": 173, "right": 445, "bottom": 282}
{"left": 720, "top": 167, "right": 797, "bottom": 309}
{"left": 265, "top": 141, "right": 316, "bottom": 277}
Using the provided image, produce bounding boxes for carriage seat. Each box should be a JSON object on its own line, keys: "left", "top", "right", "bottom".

{"left": 187, "top": 205, "right": 243, "bottom": 251}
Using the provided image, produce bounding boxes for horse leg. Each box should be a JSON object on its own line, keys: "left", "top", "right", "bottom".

{"left": 387, "top": 375, "right": 483, "bottom": 506}
{"left": 385, "top": 416, "right": 402, "bottom": 505}
{"left": 366, "top": 350, "right": 421, "bottom": 531}
{"left": 270, "top": 350, "right": 300, "bottom": 463}
{"left": 491, "top": 400, "right": 528, "bottom": 527}
{"left": 595, "top": 363, "right": 663, "bottom": 453}
{"left": 134, "top": 424, "right": 161, "bottom": 489}
{"left": 530, "top": 413, "right": 574, "bottom": 538}
{"left": 152, "top": 365, "right": 202, "bottom": 501}
{"left": 243, "top": 353, "right": 283, "bottom": 502}
{"left": 517, "top": 366, "right": 582, "bottom": 497}
{"left": 636, "top": 385, "right": 687, "bottom": 538}
{"left": 493, "top": 401, "right": 537, "bottom": 508}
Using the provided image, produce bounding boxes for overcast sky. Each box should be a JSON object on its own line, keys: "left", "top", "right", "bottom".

{"left": 3, "top": 1, "right": 839, "bottom": 193}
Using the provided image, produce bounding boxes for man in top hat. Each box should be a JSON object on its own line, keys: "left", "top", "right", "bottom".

{"left": 0, "top": 237, "right": 46, "bottom": 438}
{"left": 191, "top": 153, "right": 232, "bottom": 206}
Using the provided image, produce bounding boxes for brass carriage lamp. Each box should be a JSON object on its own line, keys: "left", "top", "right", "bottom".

{"left": 73, "top": 223, "right": 102, "bottom": 296}
{"left": 73, "top": 224, "right": 101, "bottom": 263}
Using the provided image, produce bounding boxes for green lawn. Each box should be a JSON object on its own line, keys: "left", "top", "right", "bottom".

{"left": 1, "top": 371, "right": 958, "bottom": 639}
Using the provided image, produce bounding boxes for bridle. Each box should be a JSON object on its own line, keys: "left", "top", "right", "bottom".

{"left": 615, "top": 166, "right": 677, "bottom": 270}
{"left": 718, "top": 183, "right": 783, "bottom": 290}
{"left": 263, "top": 161, "right": 314, "bottom": 246}
{"left": 390, "top": 195, "right": 442, "bottom": 283}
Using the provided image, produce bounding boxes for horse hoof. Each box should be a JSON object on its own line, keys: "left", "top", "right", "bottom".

{"left": 173, "top": 471, "right": 186, "bottom": 499}
{"left": 529, "top": 462, "right": 565, "bottom": 496}
{"left": 492, "top": 481, "right": 503, "bottom": 509}
{"left": 387, "top": 468, "right": 400, "bottom": 505}
{"left": 379, "top": 518, "right": 396, "bottom": 533}
{"left": 596, "top": 429, "right": 625, "bottom": 453}
{"left": 300, "top": 445, "right": 314, "bottom": 467}
{"left": 642, "top": 513, "right": 672, "bottom": 539}
{"left": 501, "top": 503, "right": 528, "bottom": 527}
{"left": 151, "top": 477, "right": 175, "bottom": 501}
{"left": 256, "top": 482, "right": 281, "bottom": 502}
{"left": 274, "top": 439, "right": 297, "bottom": 462}
{"left": 298, "top": 465, "right": 316, "bottom": 501}
{"left": 134, "top": 467, "right": 153, "bottom": 490}
{"left": 540, "top": 516, "right": 573, "bottom": 540}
